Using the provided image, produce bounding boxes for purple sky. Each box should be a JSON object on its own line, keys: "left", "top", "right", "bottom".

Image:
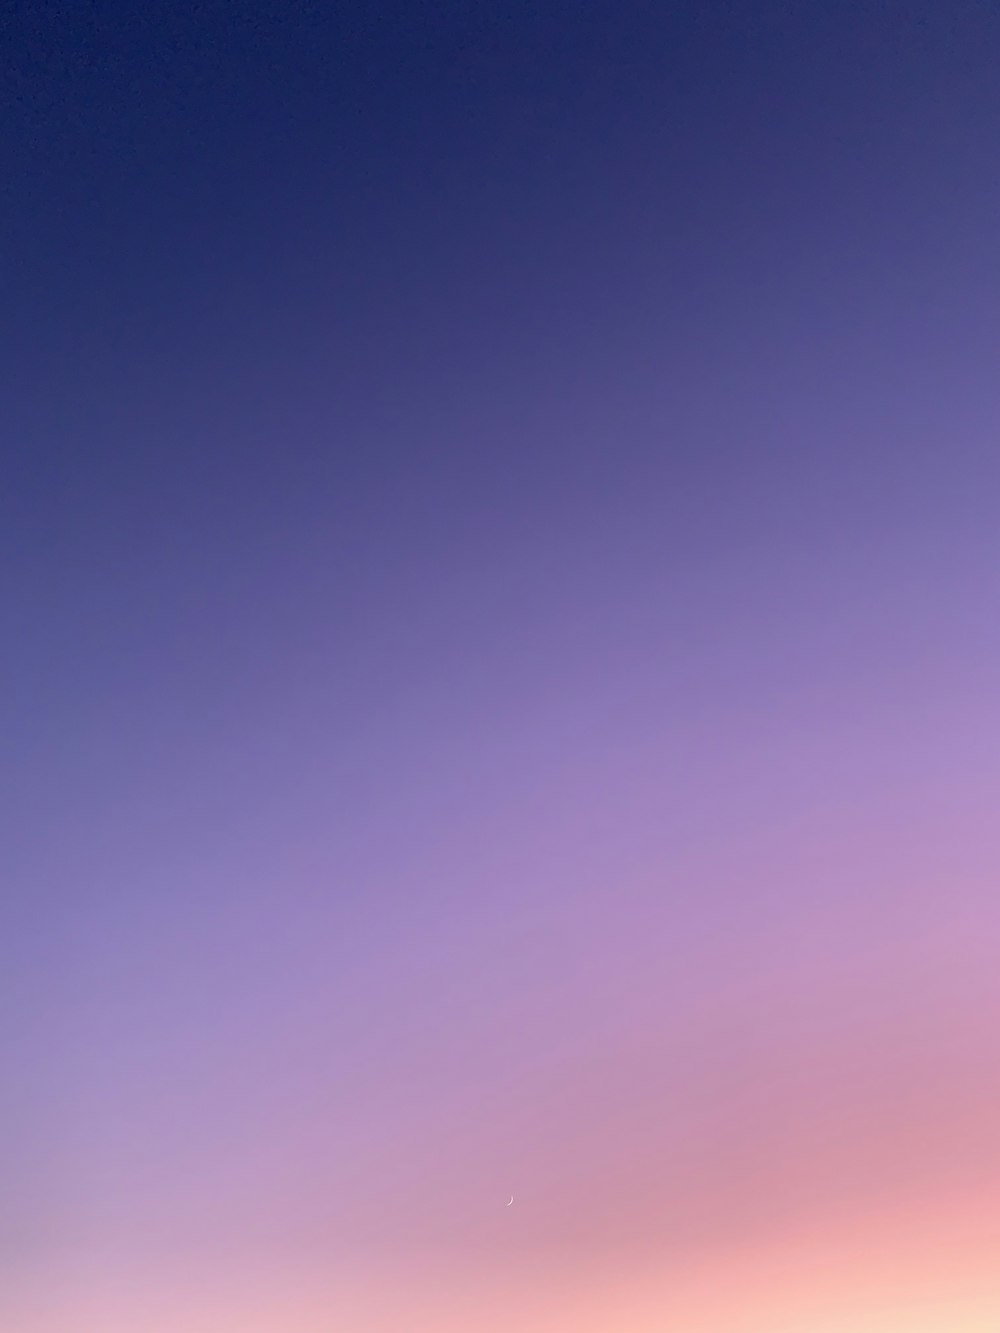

{"left": 4, "top": 3, "right": 1000, "bottom": 1329}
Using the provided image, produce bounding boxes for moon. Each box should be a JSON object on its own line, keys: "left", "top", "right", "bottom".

{"left": 506, "top": 1195, "right": 514, "bottom": 1207}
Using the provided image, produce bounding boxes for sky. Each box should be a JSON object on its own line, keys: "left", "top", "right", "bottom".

{"left": 3, "top": 1, "right": 1000, "bottom": 1329}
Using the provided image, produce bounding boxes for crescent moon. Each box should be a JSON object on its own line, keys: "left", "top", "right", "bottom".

{"left": 506, "top": 1195, "right": 514, "bottom": 1207}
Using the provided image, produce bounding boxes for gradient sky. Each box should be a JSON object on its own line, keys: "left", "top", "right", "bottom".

{"left": 4, "top": 2, "right": 1000, "bottom": 1330}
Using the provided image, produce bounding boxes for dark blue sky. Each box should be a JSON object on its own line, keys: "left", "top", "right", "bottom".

{"left": 6, "top": 0, "right": 998, "bottom": 618}
{"left": 8, "top": 2, "right": 999, "bottom": 465}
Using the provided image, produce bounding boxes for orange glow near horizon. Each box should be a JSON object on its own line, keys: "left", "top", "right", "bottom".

{"left": 7, "top": 1176, "right": 1000, "bottom": 1331}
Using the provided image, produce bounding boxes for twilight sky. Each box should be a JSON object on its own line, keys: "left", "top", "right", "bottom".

{"left": 4, "top": 2, "right": 1000, "bottom": 1330}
